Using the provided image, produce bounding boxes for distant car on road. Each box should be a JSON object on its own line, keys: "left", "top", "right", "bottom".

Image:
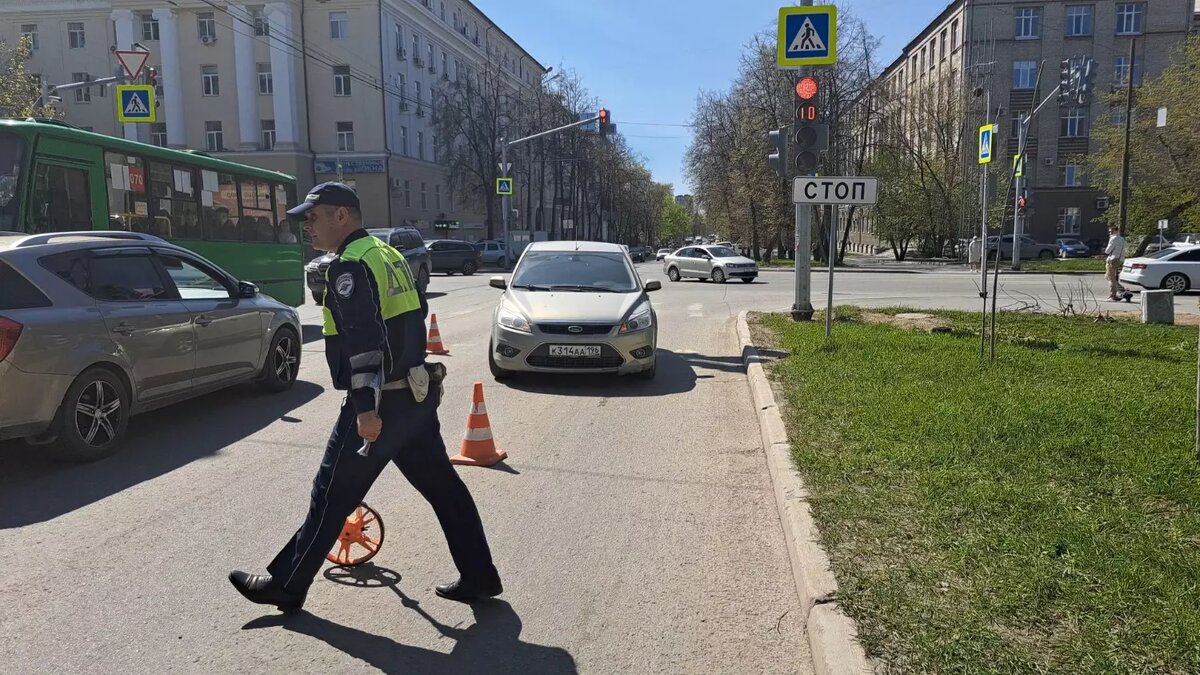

{"left": 656, "top": 247, "right": 672, "bottom": 261}
{"left": 1143, "top": 234, "right": 1173, "bottom": 254}
{"left": 1120, "top": 244, "right": 1200, "bottom": 294}
{"left": 0, "top": 231, "right": 302, "bottom": 461}
{"left": 427, "top": 238, "right": 481, "bottom": 275}
{"left": 1056, "top": 238, "right": 1091, "bottom": 258}
{"left": 985, "top": 235, "right": 1057, "bottom": 260}
{"left": 475, "top": 239, "right": 509, "bottom": 267}
{"left": 663, "top": 245, "right": 759, "bottom": 283}
{"left": 628, "top": 246, "right": 648, "bottom": 263}
{"left": 306, "top": 227, "right": 430, "bottom": 303}
{"left": 487, "top": 241, "right": 660, "bottom": 380}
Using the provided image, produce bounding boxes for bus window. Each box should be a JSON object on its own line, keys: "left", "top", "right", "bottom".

{"left": 29, "top": 163, "right": 92, "bottom": 233}
{"left": 147, "top": 162, "right": 201, "bottom": 239}
{"left": 274, "top": 183, "right": 299, "bottom": 244}
{"left": 0, "top": 132, "right": 26, "bottom": 231}
{"left": 239, "top": 178, "right": 275, "bottom": 242}
{"left": 204, "top": 173, "right": 241, "bottom": 241}
{"left": 105, "top": 152, "right": 150, "bottom": 234}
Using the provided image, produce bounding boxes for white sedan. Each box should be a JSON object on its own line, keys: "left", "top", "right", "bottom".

{"left": 1119, "top": 244, "right": 1200, "bottom": 294}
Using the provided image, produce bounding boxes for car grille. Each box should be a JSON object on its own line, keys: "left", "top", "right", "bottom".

{"left": 537, "top": 323, "right": 613, "bottom": 335}
{"left": 526, "top": 344, "right": 624, "bottom": 369}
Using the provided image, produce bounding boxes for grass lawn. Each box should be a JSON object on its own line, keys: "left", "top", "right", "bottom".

{"left": 1018, "top": 258, "right": 1106, "bottom": 272}
{"left": 753, "top": 308, "right": 1200, "bottom": 674}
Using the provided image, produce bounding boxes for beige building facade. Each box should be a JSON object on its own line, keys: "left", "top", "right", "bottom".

{"left": 2, "top": 0, "right": 544, "bottom": 240}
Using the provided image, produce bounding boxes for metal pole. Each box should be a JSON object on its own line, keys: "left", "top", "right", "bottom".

{"left": 825, "top": 205, "right": 837, "bottom": 337}
{"left": 501, "top": 140, "right": 510, "bottom": 268}
{"left": 980, "top": 92, "right": 991, "bottom": 358}
{"left": 1010, "top": 123, "right": 1024, "bottom": 270}
{"left": 791, "top": 0, "right": 815, "bottom": 322}
{"left": 1195, "top": 315, "right": 1200, "bottom": 462}
{"left": 1118, "top": 38, "right": 1136, "bottom": 237}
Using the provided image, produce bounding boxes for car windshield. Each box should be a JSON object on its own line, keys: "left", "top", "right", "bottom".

{"left": 706, "top": 246, "right": 737, "bottom": 258}
{"left": 510, "top": 250, "right": 638, "bottom": 292}
{"left": 1147, "top": 248, "right": 1180, "bottom": 259}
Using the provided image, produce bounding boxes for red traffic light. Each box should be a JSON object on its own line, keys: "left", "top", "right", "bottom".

{"left": 795, "top": 76, "right": 818, "bottom": 100}
{"left": 598, "top": 108, "right": 609, "bottom": 122}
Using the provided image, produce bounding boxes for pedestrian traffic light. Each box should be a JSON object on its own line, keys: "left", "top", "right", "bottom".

{"left": 1058, "top": 58, "right": 1073, "bottom": 104}
{"left": 1017, "top": 194, "right": 1028, "bottom": 218}
{"left": 1076, "top": 59, "right": 1095, "bottom": 106}
{"left": 792, "top": 75, "right": 827, "bottom": 175}
{"left": 598, "top": 108, "right": 610, "bottom": 135}
{"left": 767, "top": 128, "right": 786, "bottom": 177}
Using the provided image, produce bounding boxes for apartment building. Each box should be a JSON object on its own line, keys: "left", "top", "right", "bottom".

{"left": 1, "top": 0, "right": 545, "bottom": 239}
{"left": 848, "top": 0, "right": 1194, "bottom": 253}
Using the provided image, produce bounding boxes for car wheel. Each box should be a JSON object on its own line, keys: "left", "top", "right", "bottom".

{"left": 667, "top": 267, "right": 681, "bottom": 282}
{"left": 1162, "top": 272, "right": 1190, "bottom": 295}
{"left": 462, "top": 260, "right": 478, "bottom": 276}
{"left": 712, "top": 268, "right": 726, "bottom": 284}
{"left": 258, "top": 327, "right": 300, "bottom": 393}
{"left": 49, "top": 366, "right": 130, "bottom": 462}
{"left": 1039, "top": 250, "right": 1055, "bottom": 260}
{"left": 488, "top": 340, "right": 511, "bottom": 380}
{"left": 417, "top": 265, "right": 430, "bottom": 294}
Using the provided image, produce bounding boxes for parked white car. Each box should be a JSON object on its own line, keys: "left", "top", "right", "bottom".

{"left": 1119, "top": 244, "right": 1200, "bottom": 294}
{"left": 663, "top": 245, "right": 758, "bottom": 283}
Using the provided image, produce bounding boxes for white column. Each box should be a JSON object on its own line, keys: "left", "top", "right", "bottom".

{"left": 229, "top": 5, "right": 260, "bottom": 150}
{"left": 264, "top": 2, "right": 297, "bottom": 148}
{"left": 111, "top": 9, "right": 138, "bottom": 141}
{"left": 152, "top": 8, "right": 185, "bottom": 147}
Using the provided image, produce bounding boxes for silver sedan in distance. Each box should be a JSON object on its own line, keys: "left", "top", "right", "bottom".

{"left": 487, "top": 241, "right": 660, "bottom": 380}
{"left": 663, "top": 245, "right": 758, "bottom": 283}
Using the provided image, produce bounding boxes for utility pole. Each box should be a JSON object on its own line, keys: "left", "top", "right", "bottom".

{"left": 1118, "top": 38, "right": 1136, "bottom": 237}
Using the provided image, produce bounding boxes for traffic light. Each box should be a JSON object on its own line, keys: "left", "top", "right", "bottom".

{"left": 1076, "top": 59, "right": 1095, "bottom": 105}
{"left": 598, "top": 108, "right": 610, "bottom": 135}
{"left": 792, "top": 76, "right": 827, "bottom": 174}
{"left": 767, "top": 128, "right": 786, "bottom": 177}
{"left": 1058, "top": 58, "right": 1073, "bottom": 104}
{"left": 1017, "top": 194, "right": 1028, "bottom": 218}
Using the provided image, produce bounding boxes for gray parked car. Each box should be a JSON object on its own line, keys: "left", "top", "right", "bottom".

{"left": 0, "top": 231, "right": 302, "bottom": 461}
{"left": 306, "top": 227, "right": 430, "bottom": 304}
{"left": 985, "top": 235, "right": 1057, "bottom": 260}
{"left": 663, "top": 245, "right": 759, "bottom": 283}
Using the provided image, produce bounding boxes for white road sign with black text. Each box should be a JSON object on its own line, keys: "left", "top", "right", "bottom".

{"left": 792, "top": 176, "right": 879, "bottom": 205}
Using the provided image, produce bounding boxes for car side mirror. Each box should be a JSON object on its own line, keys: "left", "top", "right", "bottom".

{"left": 644, "top": 280, "right": 662, "bottom": 292}
{"left": 489, "top": 276, "right": 507, "bottom": 290}
{"left": 238, "top": 281, "right": 259, "bottom": 299}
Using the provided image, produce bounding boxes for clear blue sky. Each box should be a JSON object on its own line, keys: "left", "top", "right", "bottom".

{"left": 470, "top": 0, "right": 947, "bottom": 194}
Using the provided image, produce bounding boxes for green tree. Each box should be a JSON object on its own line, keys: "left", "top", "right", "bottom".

{"left": 0, "top": 36, "right": 58, "bottom": 118}
{"left": 658, "top": 192, "right": 690, "bottom": 244}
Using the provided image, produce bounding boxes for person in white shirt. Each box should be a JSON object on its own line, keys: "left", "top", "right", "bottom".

{"left": 967, "top": 236, "right": 983, "bottom": 271}
{"left": 1104, "top": 225, "right": 1127, "bottom": 300}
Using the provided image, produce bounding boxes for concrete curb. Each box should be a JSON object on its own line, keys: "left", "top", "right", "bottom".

{"left": 756, "top": 266, "right": 1102, "bottom": 276}
{"left": 736, "top": 311, "right": 872, "bottom": 675}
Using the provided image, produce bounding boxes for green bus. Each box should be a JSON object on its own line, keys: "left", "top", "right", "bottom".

{"left": 0, "top": 118, "right": 304, "bottom": 306}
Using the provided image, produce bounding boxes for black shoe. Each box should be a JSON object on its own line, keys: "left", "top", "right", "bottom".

{"left": 228, "top": 571, "right": 306, "bottom": 612}
{"left": 435, "top": 576, "right": 503, "bottom": 603}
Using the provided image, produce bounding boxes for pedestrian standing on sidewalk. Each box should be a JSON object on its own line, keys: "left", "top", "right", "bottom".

{"left": 1104, "top": 225, "right": 1127, "bottom": 301}
{"left": 968, "top": 236, "right": 983, "bottom": 272}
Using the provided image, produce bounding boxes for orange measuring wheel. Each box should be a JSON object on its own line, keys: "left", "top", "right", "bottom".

{"left": 326, "top": 502, "right": 385, "bottom": 567}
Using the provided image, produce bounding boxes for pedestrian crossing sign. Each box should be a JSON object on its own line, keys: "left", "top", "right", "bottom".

{"left": 496, "top": 177, "right": 513, "bottom": 195}
{"left": 116, "top": 85, "right": 155, "bottom": 123}
{"left": 777, "top": 6, "right": 837, "bottom": 68}
{"left": 978, "top": 124, "right": 997, "bottom": 164}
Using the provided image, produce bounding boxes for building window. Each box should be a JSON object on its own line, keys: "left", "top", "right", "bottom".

{"left": 1065, "top": 5, "right": 1093, "bottom": 37}
{"left": 418, "top": 131, "right": 425, "bottom": 160}
{"left": 1057, "top": 207, "right": 1082, "bottom": 235}
{"left": 1013, "top": 61, "right": 1037, "bottom": 90}
{"left": 205, "top": 121, "right": 224, "bottom": 151}
{"left": 21, "top": 25, "right": 37, "bottom": 50}
{"left": 400, "top": 126, "right": 409, "bottom": 155}
{"left": 427, "top": 43, "right": 435, "bottom": 71}
{"left": 202, "top": 65, "right": 220, "bottom": 96}
{"left": 330, "top": 11, "right": 348, "bottom": 39}
{"left": 939, "top": 29, "right": 947, "bottom": 60}
{"left": 68, "top": 22, "right": 85, "bottom": 49}
{"left": 198, "top": 13, "right": 216, "bottom": 40}
{"left": 420, "top": 182, "right": 427, "bottom": 209}
{"left": 441, "top": 52, "right": 448, "bottom": 77}
{"left": 151, "top": 122, "right": 167, "bottom": 146}
{"left": 140, "top": 13, "right": 160, "bottom": 41}
{"left": 1061, "top": 107, "right": 1088, "bottom": 137}
{"left": 919, "top": 47, "right": 926, "bottom": 73}
{"left": 1011, "top": 111, "right": 1030, "bottom": 138}
{"left": 395, "top": 23, "right": 403, "bottom": 58}
{"left": 261, "top": 120, "right": 275, "bottom": 150}
{"left": 404, "top": 179, "right": 411, "bottom": 207}
{"left": 398, "top": 73, "right": 407, "bottom": 101}
{"left": 1113, "top": 56, "right": 1142, "bottom": 87}
{"left": 71, "top": 73, "right": 91, "bottom": 103}
{"left": 435, "top": 183, "right": 441, "bottom": 210}
{"left": 454, "top": 59, "right": 463, "bottom": 82}
{"left": 252, "top": 8, "right": 269, "bottom": 36}
{"left": 1060, "top": 162, "right": 1083, "bottom": 187}
{"left": 951, "top": 19, "right": 959, "bottom": 51}
{"left": 1116, "top": 3, "right": 1144, "bottom": 35}
{"left": 1110, "top": 105, "right": 1127, "bottom": 126}
{"left": 333, "top": 65, "right": 352, "bottom": 96}
{"left": 1015, "top": 7, "right": 1040, "bottom": 40}
{"left": 412, "top": 34, "right": 420, "bottom": 64}
{"left": 415, "top": 81, "right": 423, "bottom": 108}
{"left": 257, "top": 62, "right": 273, "bottom": 94}
{"left": 440, "top": 1, "right": 446, "bottom": 21}
{"left": 337, "top": 121, "right": 354, "bottom": 151}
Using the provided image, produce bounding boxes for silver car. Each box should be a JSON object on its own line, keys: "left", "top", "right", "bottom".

{"left": 0, "top": 232, "right": 302, "bottom": 461}
{"left": 663, "top": 245, "right": 759, "bottom": 283}
{"left": 487, "top": 241, "right": 660, "bottom": 379}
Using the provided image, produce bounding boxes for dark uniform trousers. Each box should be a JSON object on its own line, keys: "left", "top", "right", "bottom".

{"left": 266, "top": 385, "right": 499, "bottom": 594}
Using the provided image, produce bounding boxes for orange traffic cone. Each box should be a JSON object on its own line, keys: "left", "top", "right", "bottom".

{"left": 451, "top": 382, "right": 508, "bottom": 467}
{"left": 426, "top": 313, "right": 450, "bottom": 355}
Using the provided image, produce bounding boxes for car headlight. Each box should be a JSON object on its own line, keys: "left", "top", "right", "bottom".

{"left": 619, "top": 303, "right": 653, "bottom": 334}
{"left": 497, "top": 306, "right": 531, "bottom": 333}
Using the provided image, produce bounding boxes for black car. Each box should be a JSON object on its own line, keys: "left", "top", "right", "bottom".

{"left": 628, "top": 246, "right": 647, "bottom": 263}
{"left": 427, "top": 239, "right": 482, "bottom": 275}
{"left": 305, "top": 227, "right": 430, "bottom": 304}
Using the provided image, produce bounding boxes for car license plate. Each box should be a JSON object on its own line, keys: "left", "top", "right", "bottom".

{"left": 549, "top": 345, "right": 601, "bottom": 358}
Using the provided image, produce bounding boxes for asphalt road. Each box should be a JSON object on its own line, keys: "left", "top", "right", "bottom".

{"left": 3, "top": 264, "right": 1193, "bottom": 675}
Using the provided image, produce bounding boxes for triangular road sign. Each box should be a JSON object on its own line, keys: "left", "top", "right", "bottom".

{"left": 124, "top": 92, "right": 149, "bottom": 115}
{"left": 116, "top": 50, "right": 149, "bottom": 81}
{"left": 788, "top": 18, "right": 826, "bottom": 53}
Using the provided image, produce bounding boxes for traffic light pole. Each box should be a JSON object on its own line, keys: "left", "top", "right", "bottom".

{"left": 790, "top": 0, "right": 815, "bottom": 321}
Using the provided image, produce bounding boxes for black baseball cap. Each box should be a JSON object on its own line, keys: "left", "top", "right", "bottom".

{"left": 286, "top": 181, "right": 360, "bottom": 217}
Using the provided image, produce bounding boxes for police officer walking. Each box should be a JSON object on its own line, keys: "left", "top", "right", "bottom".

{"left": 229, "top": 182, "right": 502, "bottom": 611}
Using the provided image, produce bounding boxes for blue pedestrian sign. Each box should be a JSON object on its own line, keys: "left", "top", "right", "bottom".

{"left": 777, "top": 6, "right": 837, "bottom": 68}
{"left": 978, "top": 124, "right": 996, "bottom": 164}
{"left": 116, "top": 85, "right": 155, "bottom": 123}
{"left": 496, "top": 177, "right": 513, "bottom": 196}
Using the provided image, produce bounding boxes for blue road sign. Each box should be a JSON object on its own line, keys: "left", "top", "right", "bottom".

{"left": 116, "top": 84, "right": 155, "bottom": 123}
{"left": 777, "top": 6, "right": 837, "bottom": 68}
{"left": 978, "top": 124, "right": 996, "bottom": 164}
{"left": 496, "top": 177, "right": 514, "bottom": 196}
